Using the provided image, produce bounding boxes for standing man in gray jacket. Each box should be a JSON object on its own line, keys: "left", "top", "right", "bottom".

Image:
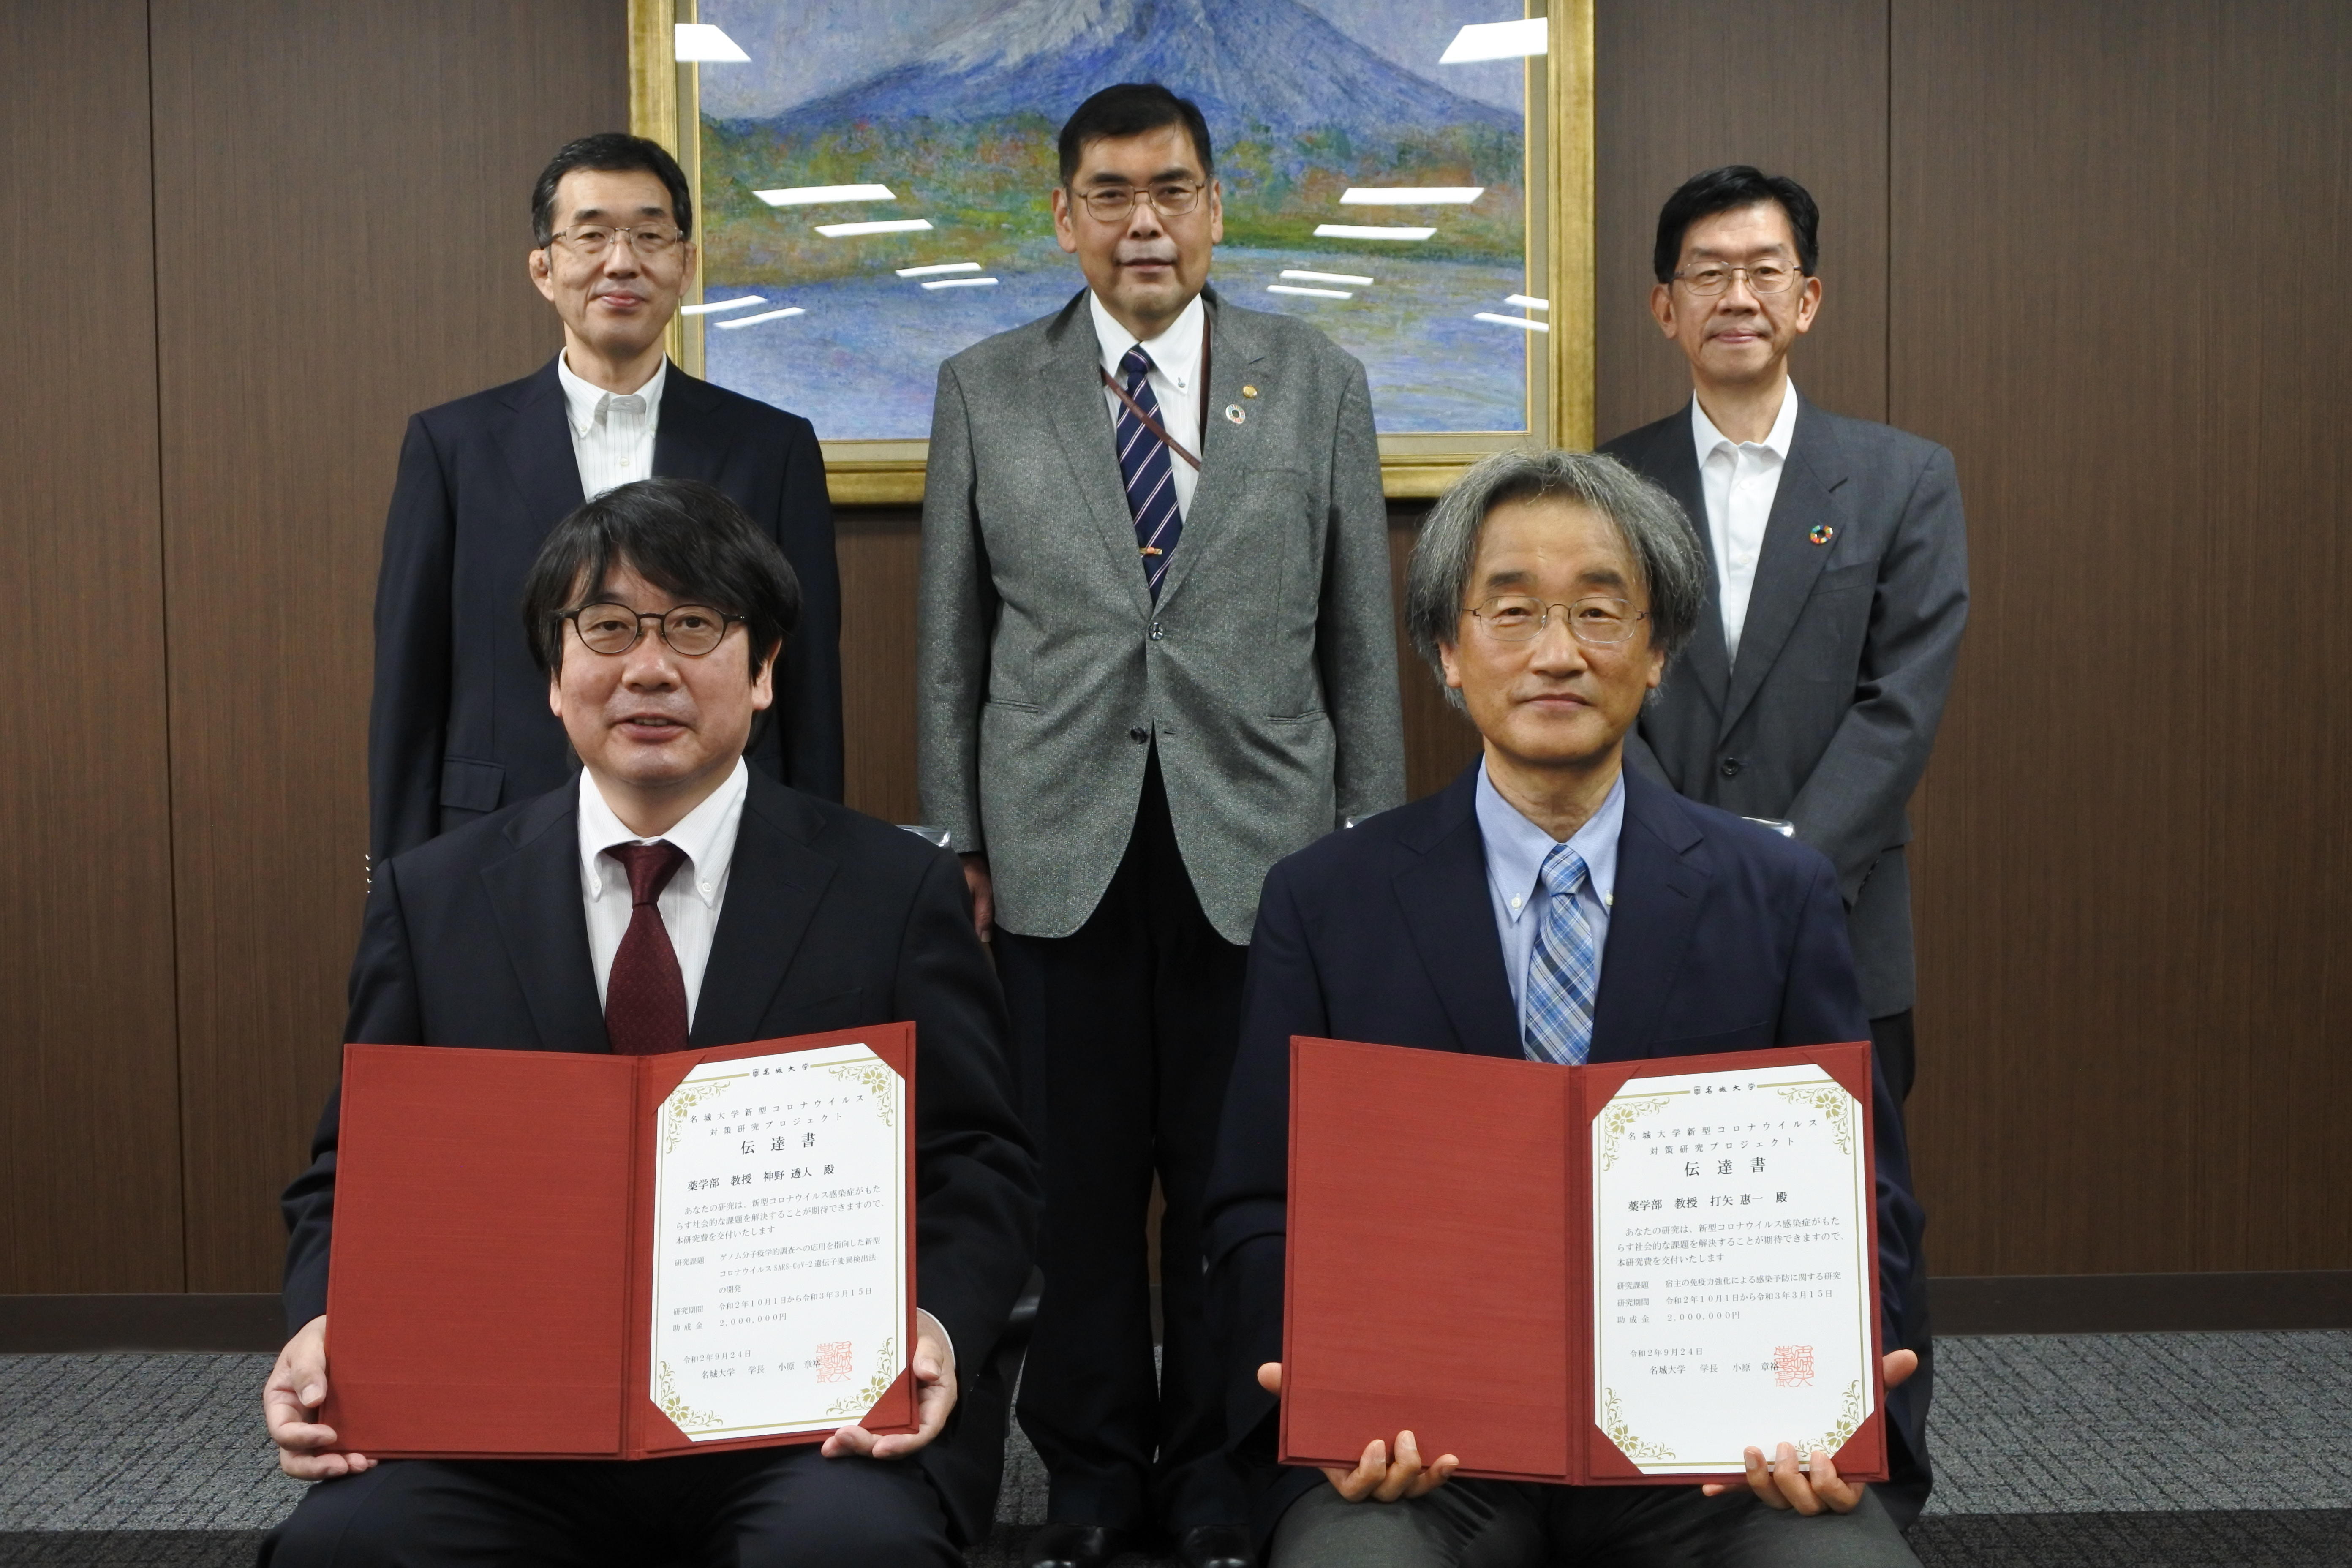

{"left": 1602, "top": 166, "right": 1968, "bottom": 1115}
{"left": 917, "top": 82, "right": 1404, "bottom": 1568}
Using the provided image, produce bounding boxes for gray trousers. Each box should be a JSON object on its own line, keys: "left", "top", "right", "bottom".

{"left": 1271, "top": 1476, "right": 1921, "bottom": 1568}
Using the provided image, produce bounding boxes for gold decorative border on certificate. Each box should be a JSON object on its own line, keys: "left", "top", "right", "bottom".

{"left": 825, "top": 1059, "right": 897, "bottom": 1125}
{"left": 826, "top": 1334, "right": 898, "bottom": 1417}
{"left": 1600, "top": 1386, "right": 1677, "bottom": 1462}
{"left": 1770, "top": 1083, "right": 1854, "bottom": 1156}
{"left": 661, "top": 1078, "right": 736, "bottom": 1152}
{"left": 1596, "top": 1090, "right": 1677, "bottom": 1170}
{"left": 657, "top": 1358, "right": 725, "bottom": 1431}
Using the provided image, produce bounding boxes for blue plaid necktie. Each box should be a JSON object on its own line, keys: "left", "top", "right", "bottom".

{"left": 1523, "top": 843, "right": 1597, "bottom": 1066}
{"left": 1114, "top": 346, "right": 1183, "bottom": 598}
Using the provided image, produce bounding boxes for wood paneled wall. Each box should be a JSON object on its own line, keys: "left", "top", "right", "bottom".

{"left": 4, "top": 1, "right": 2347, "bottom": 1294}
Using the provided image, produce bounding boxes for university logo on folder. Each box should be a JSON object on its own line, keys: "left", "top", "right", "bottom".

{"left": 1279, "top": 1037, "right": 1886, "bottom": 1486}
{"left": 321, "top": 1026, "right": 918, "bottom": 1459}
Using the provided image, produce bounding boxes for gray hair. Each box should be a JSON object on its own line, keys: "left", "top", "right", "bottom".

{"left": 1405, "top": 448, "right": 1708, "bottom": 709}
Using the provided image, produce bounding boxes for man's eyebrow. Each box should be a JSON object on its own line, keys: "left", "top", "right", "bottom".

{"left": 1085, "top": 167, "right": 1202, "bottom": 187}
{"left": 1476, "top": 566, "right": 1538, "bottom": 591}
{"left": 566, "top": 203, "right": 672, "bottom": 221}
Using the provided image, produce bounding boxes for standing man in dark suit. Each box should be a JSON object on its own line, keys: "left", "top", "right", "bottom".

{"left": 1601, "top": 166, "right": 1967, "bottom": 1109}
{"left": 370, "top": 133, "right": 841, "bottom": 867}
{"left": 1204, "top": 451, "right": 1930, "bottom": 1566}
{"left": 264, "top": 479, "right": 1033, "bottom": 1564}
{"left": 917, "top": 83, "right": 1404, "bottom": 1568}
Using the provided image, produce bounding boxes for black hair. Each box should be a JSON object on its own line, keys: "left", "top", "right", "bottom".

{"left": 1652, "top": 165, "right": 1819, "bottom": 283}
{"left": 520, "top": 477, "right": 799, "bottom": 683}
{"left": 532, "top": 133, "right": 694, "bottom": 247}
{"left": 1058, "top": 83, "right": 1214, "bottom": 185}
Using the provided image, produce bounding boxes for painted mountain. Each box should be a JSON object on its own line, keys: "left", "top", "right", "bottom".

{"left": 700, "top": 0, "right": 1525, "bottom": 284}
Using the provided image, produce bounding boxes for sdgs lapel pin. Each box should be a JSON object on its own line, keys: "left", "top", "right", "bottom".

{"left": 1808, "top": 523, "right": 1836, "bottom": 546}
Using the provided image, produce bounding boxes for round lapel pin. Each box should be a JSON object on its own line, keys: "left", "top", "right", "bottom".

{"left": 1808, "top": 523, "right": 1835, "bottom": 546}
{"left": 1241, "top": 384, "right": 1259, "bottom": 397}
{"left": 1224, "top": 403, "right": 1246, "bottom": 425}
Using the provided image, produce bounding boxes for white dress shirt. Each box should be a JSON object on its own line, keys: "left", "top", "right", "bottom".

{"left": 1475, "top": 760, "right": 1624, "bottom": 1046}
{"left": 557, "top": 351, "right": 668, "bottom": 501}
{"left": 577, "top": 759, "right": 746, "bottom": 1028}
{"left": 1090, "top": 290, "right": 1205, "bottom": 519}
{"left": 1691, "top": 381, "right": 1801, "bottom": 663}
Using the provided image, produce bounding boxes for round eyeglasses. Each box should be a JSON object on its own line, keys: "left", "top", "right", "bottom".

{"left": 1671, "top": 262, "right": 1802, "bottom": 297}
{"left": 1462, "top": 595, "right": 1650, "bottom": 646}
{"left": 1073, "top": 181, "right": 1207, "bottom": 221}
{"left": 562, "top": 602, "right": 741, "bottom": 658}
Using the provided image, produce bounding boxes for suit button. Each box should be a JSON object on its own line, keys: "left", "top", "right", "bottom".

{"left": 1129, "top": 727, "right": 1150, "bottom": 744}
{"left": 1720, "top": 757, "right": 1742, "bottom": 778}
{"left": 1148, "top": 621, "right": 1165, "bottom": 641}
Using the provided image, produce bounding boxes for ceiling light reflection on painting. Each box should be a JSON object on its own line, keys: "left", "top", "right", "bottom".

{"left": 1473, "top": 312, "right": 1549, "bottom": 333}
{"left": 897, "top": 262, "right": 983, "bottom": 277}
{"left": 1314, "top": 224, "right": 1436, "bottom": 241}
{"left": 1281, "top": 269, "right": 1375, "bottom": 286}
{"left": 922, "top": 278, "right": 1000, "bottom": 289}
{"left": 755, "top": 184, "right": 896, "bottom": 207}
{"left": 1438, "top": 18, "right": 1548, "bottom": 63}
{"left": 672, "top": 23, "right": 749, "bottom": 62}
{"left": 1340, "top": 188, "right": 1484, "bottom": 205}
{"left": 1268, "top": 285, "right": 1352, "bottom": 299}
{"left": 681, "top": 296, "right": 767, "bottom": 316}
{"left": 713, "top": 307, "right": 806, "bottom": 329}
{"left": 814, "top": 219, "right": 934, "bottom": 237}
{"left": 1506, "top": 294, "right": 1550, "bottom": 310}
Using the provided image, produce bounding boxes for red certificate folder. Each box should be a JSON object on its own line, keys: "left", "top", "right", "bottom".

{"left": 321, "top": 1025, "right": 917, "bottom": 1459}
{"left": 1279, "top": 1038, "right": 1883, "bottom": 1486}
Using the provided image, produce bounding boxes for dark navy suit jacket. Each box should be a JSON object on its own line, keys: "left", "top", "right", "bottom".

{"left": 367, "top": 357, "right": 843, "bottom": 864}
{"left": 283, "top": 770, "right": 1036, "bottom": 1541}
{"left": 1203, "top": 762, "right": 1931, "bottom": 1536}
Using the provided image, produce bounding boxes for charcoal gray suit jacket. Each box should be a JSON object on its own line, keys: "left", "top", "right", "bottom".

{"left": 1602, "top": 395, "right": 1968, "bottom": 1016}
{"left": 916, "top": 286, "right": 1404, "bottom": 944}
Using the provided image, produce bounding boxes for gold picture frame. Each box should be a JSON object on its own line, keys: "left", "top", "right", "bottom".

{"left": 629, "top": 0, "right": 1593, "bottom": 505}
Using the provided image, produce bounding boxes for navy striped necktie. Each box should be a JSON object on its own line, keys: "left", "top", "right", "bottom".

{"left": 1114, "top": 346, "right": 1183, "bottom": 598}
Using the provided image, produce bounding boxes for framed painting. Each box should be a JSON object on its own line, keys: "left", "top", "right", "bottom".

{"left": 630, "top": 1, "right": 1592, "bottom": 504}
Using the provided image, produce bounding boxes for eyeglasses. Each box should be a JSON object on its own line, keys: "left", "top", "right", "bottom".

{"left": 1073, "top": 181, "right": 1207, "bottom": 221}
{"left": 562, "top": 602, "right": 742, "bottom": 658}
{"left": 545, "top": 223, "right": 686, "bottom": 260}
{"left": 1462, "top": 595, "right": 1650, "bottom": 646}
{"left": 1672, "top": 262, "right": 1802, "bottom": 297}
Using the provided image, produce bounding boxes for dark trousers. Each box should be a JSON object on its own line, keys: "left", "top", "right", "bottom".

{"left": 1270, "top": 1473, "right": 1919, "bottom": 1568}
{"left": 1870, "top": 1010, "right": 1914, "bottom": 1104}
{"left": 994, "top": 754, "right": 1250, "bottom": 1534}
{"left": 256, "top": 1445, "right": 958, "bottom": 1567}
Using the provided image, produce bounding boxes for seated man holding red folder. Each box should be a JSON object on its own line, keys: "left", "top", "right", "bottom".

{"left": 1203, "top": 450, "right": 1930, "bottom": 1567}
{"left": 260, "top": 477, "right": 1037, "bottom": 1566}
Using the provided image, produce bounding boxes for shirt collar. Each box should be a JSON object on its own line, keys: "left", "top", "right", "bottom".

{"left": 1089, "top": 290, "right": 1206, "bottom": 393}
{"left": 1475, "top": 759, "right": 1625, "bottom": 925}
{"left": 577, "top": 757, "right": 747, "bottom": 910}
{"left": 556, "top": 351, "right": 669, "bottom": 440}
{"left": 1690, "top": 378, "right": 1799, "bottom": 462}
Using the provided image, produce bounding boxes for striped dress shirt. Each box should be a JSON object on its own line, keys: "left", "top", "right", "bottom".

{"left": 555, "top": 351, "right": 667, "bottom": 501}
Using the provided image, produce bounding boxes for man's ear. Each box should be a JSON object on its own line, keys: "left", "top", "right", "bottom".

{"left": 529, "top": 246, "right": 557, "bottom": 305}
{"left": 1649, "top": 281, "right": 1677, "bottom": 339}
{"left": 1051, "top": 187, "right": 1078, "bottom": 256}
{"left": 751, "top": 642, "right": 779, "bottom": 710}
{"left": 1437, "top": 638, "right": 1466, "bottom": 694}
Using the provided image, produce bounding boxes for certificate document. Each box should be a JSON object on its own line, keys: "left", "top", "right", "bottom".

{"left": 324, "top": 1026, "right": 918, "bottom": 1461}
{"left": 651, "top": 1042, "right": 908, "bottom": 1441}
{"left": 1280, "top": 1038, "right": 1885, "bottom": 1486}
{"left": 1588, "top": 1060, "right": 1874, "bottom": 1475}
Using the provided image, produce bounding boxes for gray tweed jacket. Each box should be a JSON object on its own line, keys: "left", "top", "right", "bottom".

{"left": 916, "top": 286, "right": 1405, "bottom": 945}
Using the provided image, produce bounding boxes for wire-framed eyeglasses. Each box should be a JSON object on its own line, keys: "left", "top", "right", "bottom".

{"left": 1462, "top": 595, "right": 1650, "bottom": 646}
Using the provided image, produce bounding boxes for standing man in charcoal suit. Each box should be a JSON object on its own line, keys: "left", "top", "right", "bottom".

{"left": 917, "top": 82, "right": 1405, "bottom": 1568}
{"left": 1602, "top": 166, "right": 1968, "bottom": 1112}
{"left": 369, "top": 133, "right": 842, "bottom": 868}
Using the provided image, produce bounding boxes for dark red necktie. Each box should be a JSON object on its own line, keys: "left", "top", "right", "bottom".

{"left": 605, "top": 841, "right": 689, "bottom": 1055}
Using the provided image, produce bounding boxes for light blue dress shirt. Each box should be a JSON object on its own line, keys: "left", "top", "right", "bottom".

{"left": 1475, "top": 760, "right": 1624, "bottom": 1048}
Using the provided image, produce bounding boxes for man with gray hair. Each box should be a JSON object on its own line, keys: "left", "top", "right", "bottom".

{"left": 1203, "top": 450, "right": 1930, "bottom": 1567}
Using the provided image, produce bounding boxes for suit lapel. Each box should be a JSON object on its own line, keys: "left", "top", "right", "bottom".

{"left": 1646, "top": 409, "right": 1731, "bottom": 708}
{"left": 1040, "top": 293, "right": 1154, "bottom": 619}
{"left": 479, "top": 789, "right": 610, "bottom": 1052}
{"left": 496, "top": 357, "right": 588, "bottom": 525}
{"left": 652, "top": 365, "right": 728, "bottom": 485}
{"left": 1589, "top": 769, "right": 1710, "bottom": 1059}
{"left": 1152, "top": 289, "right": 1264, "bottom": 612}
{"left": 1719, "top": 402, "right": 1846, "bottom": 735}
{"left": 688, "top": 777, "right": 838, "bottom": 1048}
{"left": 1394, "top": 768, "right": 1523, "bottom": 1060}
